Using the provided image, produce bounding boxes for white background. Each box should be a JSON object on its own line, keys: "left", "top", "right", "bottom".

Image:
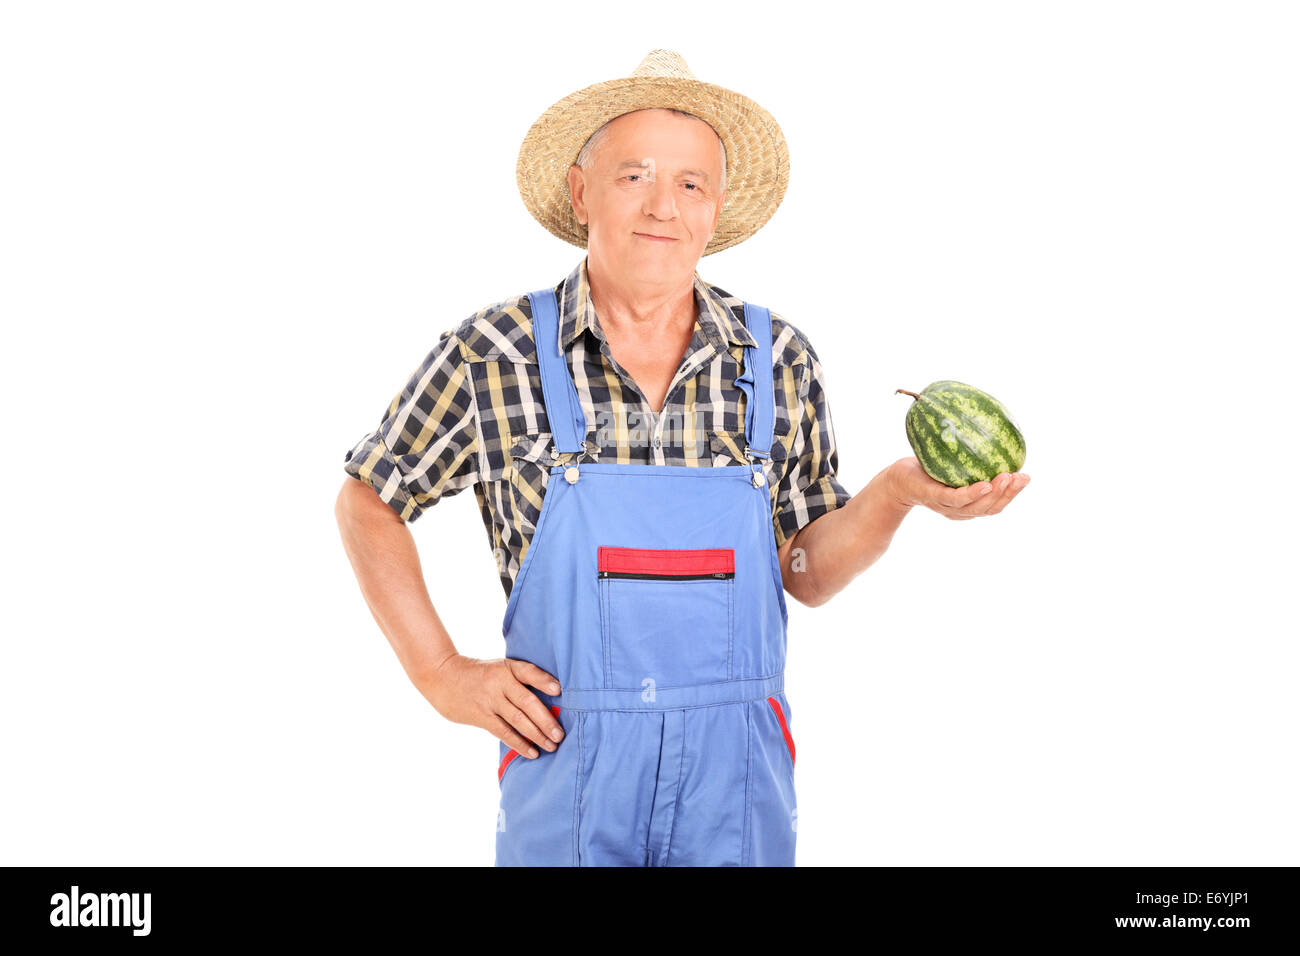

{"left": 2, "top": 0, "right": 1296, "bottom": 866}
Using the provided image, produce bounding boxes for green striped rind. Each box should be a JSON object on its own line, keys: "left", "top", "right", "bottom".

{"left": 903, "top": 380, "right": 1026, "bottom": 487}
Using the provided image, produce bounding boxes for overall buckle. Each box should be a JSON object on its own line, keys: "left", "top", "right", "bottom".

{"left": 744, "top": 444, "right": 770, "bottom": 487}
{"left": 555, "top": 440, "right": 586, "bottom": 483}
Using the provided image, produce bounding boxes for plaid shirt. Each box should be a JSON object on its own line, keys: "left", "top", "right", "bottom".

{"left": 343, "top": 255, "right": 852, "bottom": 601}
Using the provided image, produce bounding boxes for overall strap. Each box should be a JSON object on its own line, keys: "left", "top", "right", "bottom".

{"left": 526, "top": 288, "right": 586, "bottom": 454}
{"left": 735, "top": 301, "right": 775, "bottom": 459}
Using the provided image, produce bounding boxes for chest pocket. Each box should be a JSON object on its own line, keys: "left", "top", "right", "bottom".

{"left": 597, "top": 546, "right": 735, "bottom": 690}
{"left": 506, "top": 432, "right": 557, "bottom": 538}
{"left": 509, "top": 432, "right": 555, "bottom": 468}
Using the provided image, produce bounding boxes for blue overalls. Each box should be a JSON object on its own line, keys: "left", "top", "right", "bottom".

{"left": 494, "top": 286, "right": 797, "bottom": 866}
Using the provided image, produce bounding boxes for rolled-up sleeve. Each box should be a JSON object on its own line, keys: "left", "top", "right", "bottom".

{"left": 772, "top": 336, "right": 853, "bottom": 547}
{"left": 343, "top": 329, "right": 478, "bottom": 523}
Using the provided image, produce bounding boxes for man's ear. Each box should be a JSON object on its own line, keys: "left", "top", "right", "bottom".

{"left": 567, "top": 164, "right": 588, "bottom": 226}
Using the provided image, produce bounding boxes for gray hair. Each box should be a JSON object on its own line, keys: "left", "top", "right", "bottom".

{"left": 575, "top": 108, "right": 727, "bottom": 194}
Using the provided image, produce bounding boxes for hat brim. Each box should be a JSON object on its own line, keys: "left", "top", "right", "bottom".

{"left": 516, "top": 75, "right": 789, "bottom": 256}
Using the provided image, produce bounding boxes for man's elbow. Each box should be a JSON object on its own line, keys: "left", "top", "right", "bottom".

{"left": 780, "top": 528, "right": 833, "bottom": 608}
{"left": 786, "top": 577, "right": 832, "bottom": 609}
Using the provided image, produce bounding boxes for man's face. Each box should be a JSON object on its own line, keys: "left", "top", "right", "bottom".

{"left": 567, "top": 108, "right": 727, "bottom": 286}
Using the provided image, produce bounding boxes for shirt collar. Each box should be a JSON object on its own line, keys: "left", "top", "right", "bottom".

{"left": 557, "top": 255, "right": 759, "bottom": 353}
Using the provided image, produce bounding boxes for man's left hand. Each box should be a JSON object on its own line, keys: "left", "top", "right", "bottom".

{"left": 886, "top": 456, "right": 1030, "bottom": 520}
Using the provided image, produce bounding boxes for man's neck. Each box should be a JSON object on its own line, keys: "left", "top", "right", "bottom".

{"left": 586, "top": 257, "right": 697, "bottom": 342}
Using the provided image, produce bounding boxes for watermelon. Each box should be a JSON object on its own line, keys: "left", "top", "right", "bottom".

{"left": 896, "top": 381, "right": 1026, "bottom": 487}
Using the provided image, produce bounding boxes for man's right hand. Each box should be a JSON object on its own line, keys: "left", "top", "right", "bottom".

{"left": 417, "top": 654, "right": 565, "bottom": 758}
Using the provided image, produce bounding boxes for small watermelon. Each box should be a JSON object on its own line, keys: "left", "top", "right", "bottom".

{"left": 896, "top": 381, "right": 1026, "bottom": 487}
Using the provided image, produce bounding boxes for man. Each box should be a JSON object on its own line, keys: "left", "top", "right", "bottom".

{"left": 335, "top": 50, "right": 1029, "bottom": 867}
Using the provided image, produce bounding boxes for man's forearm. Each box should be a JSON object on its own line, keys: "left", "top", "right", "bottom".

{"left": 335, "top": 480, "right": 457, "bottom": 683}
{"left": 780, "top": 464, "right": 912, "bottom": 607}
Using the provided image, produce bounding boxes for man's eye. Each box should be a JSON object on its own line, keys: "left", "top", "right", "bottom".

{"left": 621, "top": 175, "right": 701, "bottom": 193}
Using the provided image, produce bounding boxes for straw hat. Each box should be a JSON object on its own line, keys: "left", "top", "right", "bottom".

{"left": 516, "top": 49, "right": 789, "bottom": 256}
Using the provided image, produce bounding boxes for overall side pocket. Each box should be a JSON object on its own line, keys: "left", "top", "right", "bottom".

{"left": 767, "top": 695, "right": 796, "bottom": 769}
{"left": 498, "top": 704, "right": 562, "bottom": 785}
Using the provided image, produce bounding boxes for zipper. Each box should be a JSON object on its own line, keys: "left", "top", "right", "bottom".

{"left": 597, "top": 546, "right": 735, "bottom": 580}
{"left": 598, "top": 570, "right": 733, "bottom": 580}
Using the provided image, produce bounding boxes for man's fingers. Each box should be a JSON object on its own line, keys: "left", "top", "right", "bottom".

{"left": 987, "top": 474, "right": 1030, "bottom": 513}
{"left": 487, "top": 715, "right": 538, "bottom": 759}
{"left": 509, "top": 658, "right": 562, "bottom": 695}
{"left": 934, "top": 480, "right": 994, "bottom": 510}
{"left": 506, "top": 684, "right": 565, "bottom": 745}
{"left": 496, "top": 698, "right": 555, "bottom": 754}
{"left": 953, "top": 473, "right": 1029, "bottom": 517}
{"left": 954, "top": 475, "right": 1011, "bottom": 516}
{"left": 980, "top": 475, "right": 1024, "bottom": 515}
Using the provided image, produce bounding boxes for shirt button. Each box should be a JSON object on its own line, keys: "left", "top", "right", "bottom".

{"left": 654, "top": 437, "right": 661, "bottom": 448}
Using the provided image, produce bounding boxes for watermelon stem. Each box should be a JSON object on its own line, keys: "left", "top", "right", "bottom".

{"left": 895, "top": 389, "right": 921, "bottom": 400}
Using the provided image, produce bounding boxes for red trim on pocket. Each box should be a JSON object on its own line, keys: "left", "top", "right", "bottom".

{"left": 767, "top": 696, "right": 796, "bottom": 767}
{"left": 598, "top": 547, "right": 734, "bottom": 577}
{"left": 498, "top": 705, "right": 561, "bottom": 781}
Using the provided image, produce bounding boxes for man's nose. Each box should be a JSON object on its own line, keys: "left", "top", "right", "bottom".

{"left": 641, "top": 178, "right": 678, "bottom": 219}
